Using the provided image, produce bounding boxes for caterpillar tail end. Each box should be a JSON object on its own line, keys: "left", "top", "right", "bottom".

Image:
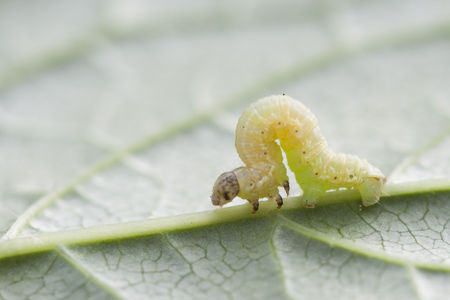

{"left": 359, "top": 176, "right": 386, "bottom": 207}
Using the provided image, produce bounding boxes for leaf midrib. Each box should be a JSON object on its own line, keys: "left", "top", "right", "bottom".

{"left": 1, "top": 179, "right": 450, "bottom": 266}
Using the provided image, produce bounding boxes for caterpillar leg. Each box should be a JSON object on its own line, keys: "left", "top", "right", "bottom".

{"left": 250, "top": 193, "right": 283, "bottom": 213}
{"left": 251, "top": 200, "right": 259, "bottom": 213}
{"left": 270, "top": 193, "right": 283, "bottom": 209}
{"left": 301, "top": 184, "right": 326, "bottom": 208}
{"left": 358, "top": 177, "right": 385, "bottom": 206}
{"left": 283, "top": 180, "right": 290, "bottom": 196}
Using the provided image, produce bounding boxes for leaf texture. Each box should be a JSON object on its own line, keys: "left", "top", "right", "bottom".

{"left": 1, "top": 0, "right": 450, "bottom": 299}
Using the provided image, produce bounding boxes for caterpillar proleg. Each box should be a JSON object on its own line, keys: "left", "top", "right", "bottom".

{"left": 211, "top": 95, "right": 386, "bottom": 213}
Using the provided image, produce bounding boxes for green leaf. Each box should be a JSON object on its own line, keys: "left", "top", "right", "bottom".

{"left": 1, "top": 1, "right": 450, "bottom": 299}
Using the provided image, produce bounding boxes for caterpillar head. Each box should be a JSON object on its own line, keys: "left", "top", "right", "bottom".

{"left": 211, "top": 171, "right": 240, "bottom": 207}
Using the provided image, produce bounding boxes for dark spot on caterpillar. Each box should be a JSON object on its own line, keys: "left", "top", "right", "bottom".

{"left": 278, "top": 121, "right": 281, "bottom": 125}
{"left": 295, "top": 130, "right": 299, "bottom": 133}
{"left": 302, "top": 151, "right": 306, "bottom": 154}
{"left": 334, "top": 176, "right": 337, "bottom": 180}
{"left": 242, "top": 126, "right": 245, "bottom": 129}
{"left": 264, "top": 152, "right": 267, "bottom": 155}
{"left": 349, "top": 174, "right": 354, "bottom": 178}
{"left": 315, "top": 172, "right": 318, "bottom": 175}
{"left": 261, "top": 131, "right": 264, "bottom": 134}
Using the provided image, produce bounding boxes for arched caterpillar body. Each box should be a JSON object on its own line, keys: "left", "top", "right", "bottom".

{"left": 211, "top": 95, "right": 386, "bottom": 212}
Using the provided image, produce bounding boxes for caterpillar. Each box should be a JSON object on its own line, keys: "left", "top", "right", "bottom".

{"left": 211, "top": 95, "right": 386, "bottom": 213}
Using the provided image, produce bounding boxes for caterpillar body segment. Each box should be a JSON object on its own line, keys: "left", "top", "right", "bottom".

{"left": 211, "top": 95, "right": 385, "bottom": 212}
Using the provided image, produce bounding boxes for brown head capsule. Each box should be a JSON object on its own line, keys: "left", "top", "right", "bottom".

{"left": 211, "top": 171, "right": 240, "bottom": 207}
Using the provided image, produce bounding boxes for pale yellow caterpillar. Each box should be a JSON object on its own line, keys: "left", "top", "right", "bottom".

{"left": 211, "top": 95, "right": 386, "bottom": 213}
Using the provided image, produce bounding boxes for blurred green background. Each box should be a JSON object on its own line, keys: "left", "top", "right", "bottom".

{"left": 0, "top": 1, "right": 450, "bottom": 299}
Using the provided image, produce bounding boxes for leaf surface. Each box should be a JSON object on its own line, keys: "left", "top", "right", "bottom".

{"left": 1, "top": 0, "right": 450, "bottom": 299}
